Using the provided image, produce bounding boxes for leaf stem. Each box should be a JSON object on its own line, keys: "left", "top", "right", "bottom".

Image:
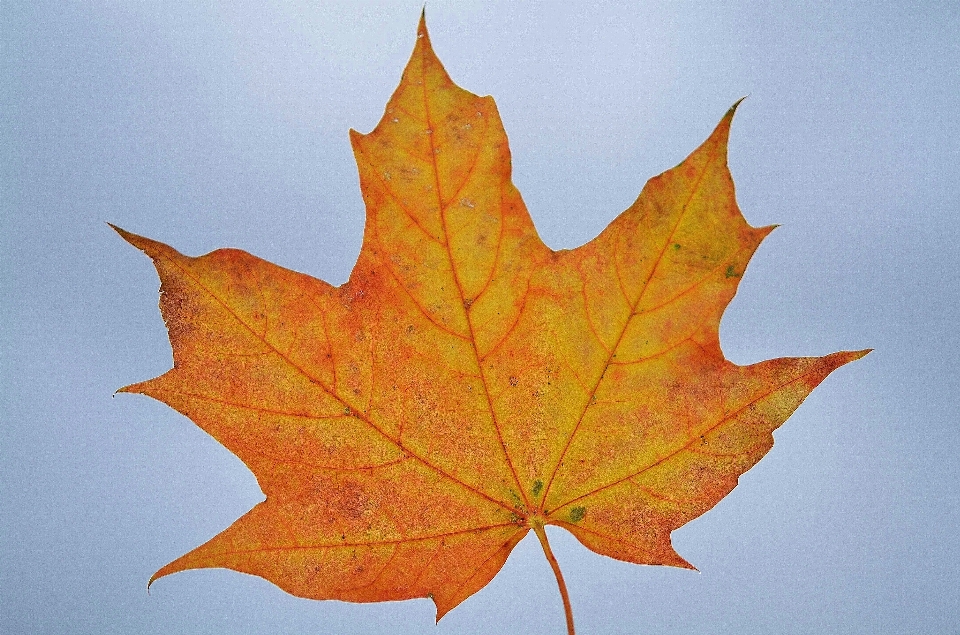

{"left": 533, "top": 523, "right": 575, "bottom": 635}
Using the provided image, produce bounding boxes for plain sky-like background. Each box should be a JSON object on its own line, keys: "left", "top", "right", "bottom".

{"left": 3, "top": 1, "right": 959, "bottom": 633}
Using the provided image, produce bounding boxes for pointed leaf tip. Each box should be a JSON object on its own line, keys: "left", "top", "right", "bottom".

{"left": 147, "top": 565, "right": 167, "bottom": 592}
{"left": 712, "top": 103, "right": 740, "bottom": 146}
{"left": 831, "top": 349, "right": 872, "bottom": 364}
{"left": 108, "top": 222, "right": 133, "bottom": 242}
{"left": 418, "top": 8, "right": 429, "bottom": 39}
{"left": 109, "top": 224, "right": 153, "bottom": 253}
{"left": 710, "top": 97, "right": 747, "bottom": 150}
{"left": 110, "top": 225, "right": 183, "bottom": 262}
{"left": 407, "top": 5, "right": 445, "bottom": 81}
{"left": 115, "top": 383, "right": 140, "bottom": 395}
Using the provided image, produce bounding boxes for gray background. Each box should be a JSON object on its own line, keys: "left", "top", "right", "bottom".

{"left": 3, "top": 1, "right": 958, "bottom": 633}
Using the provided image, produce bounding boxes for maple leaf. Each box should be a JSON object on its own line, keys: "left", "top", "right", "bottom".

{"left": 115, "top": 14, "right": 868, "bottom": 634}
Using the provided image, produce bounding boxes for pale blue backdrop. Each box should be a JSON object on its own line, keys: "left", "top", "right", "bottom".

{"left": 3, "top": 2, "right": 958, "bottom": 633}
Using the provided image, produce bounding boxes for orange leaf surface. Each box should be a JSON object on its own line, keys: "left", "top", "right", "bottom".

{"left": 116, "top": 15, "right": 868, "bottom": 632}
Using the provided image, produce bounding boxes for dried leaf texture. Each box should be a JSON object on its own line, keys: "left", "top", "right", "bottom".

{"left": 117, "top": 15, "right": 867, "bottom": 624}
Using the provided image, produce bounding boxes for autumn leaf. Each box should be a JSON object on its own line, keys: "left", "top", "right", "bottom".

{"left": 115, "top": 14, "right": 867, "bottom": 634}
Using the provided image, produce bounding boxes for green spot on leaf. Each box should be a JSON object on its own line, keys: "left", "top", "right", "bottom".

{"left": 725, "top": 265, "right": 741, "bottom": 278}
{"left": 673, "top": 243, "right": 681, "bottom": 250}
{"left": 569, "top": 506, "right": 586, "bottom": 523}
{"left": 532, "top": 479, "right": 543, "bottom": 497}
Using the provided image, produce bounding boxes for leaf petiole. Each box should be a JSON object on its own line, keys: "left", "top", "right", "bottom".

{"left": 532, "top": 522, "right": 575, "bottom": 635}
